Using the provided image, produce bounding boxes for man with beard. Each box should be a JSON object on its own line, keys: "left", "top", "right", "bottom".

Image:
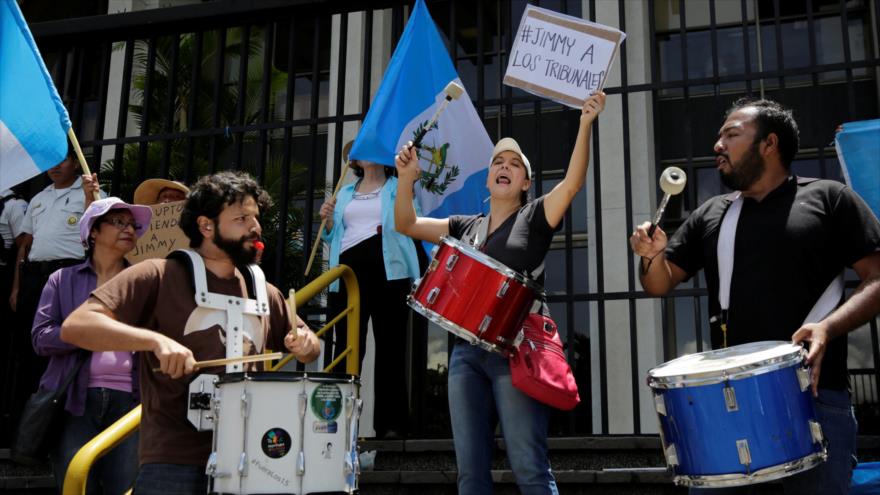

{"left": 62, "top": 171, "right": 320, "bottom": 494}
{"left": 629, "top": 98, "right": 880, "bottom": 495}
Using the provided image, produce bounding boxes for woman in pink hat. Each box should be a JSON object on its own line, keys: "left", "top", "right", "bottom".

{"left": 30, "top": 197, "right": 151, "bottom": 493}
{"left": 394, "top": 92, "right": 605, "bottom": 494}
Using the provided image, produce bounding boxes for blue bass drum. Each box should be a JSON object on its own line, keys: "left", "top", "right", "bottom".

{"left": 647, "top": 341, "right": 827, "bottom": 488}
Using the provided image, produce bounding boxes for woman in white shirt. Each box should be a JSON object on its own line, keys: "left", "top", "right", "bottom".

{"left": 319, "top": 158, "right": 421, "bottom": 438}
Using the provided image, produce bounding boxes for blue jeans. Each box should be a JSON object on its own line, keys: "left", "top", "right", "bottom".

{"left": 690, "top": 388, "right": 858, "bottom": 495}
{"left": 51, "top": 388, "right": 139, "bottom": 494}
{"left": 448, "top": 342, "right": 558, "bottom": 495}
{"left": 134, "top": 464, "right": 207, "bottom": 495}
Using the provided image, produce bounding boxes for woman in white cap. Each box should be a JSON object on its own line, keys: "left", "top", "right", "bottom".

{"left": 394, "top": 92, "right": 605, "bottom": 494}
{"left": 31, "top": 197, "right": 151, "bottom": 493}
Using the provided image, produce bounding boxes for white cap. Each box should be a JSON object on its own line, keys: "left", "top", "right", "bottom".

{"left": 491, "top": 137, "right": 532, "bottom": 179}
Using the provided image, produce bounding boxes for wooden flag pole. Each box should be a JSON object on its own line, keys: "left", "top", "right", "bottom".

{"left": 304, "top": 141, "right": 354, "bottom": 276}
{"left": 67, "top": 128, "right": 100, "bottom": 201}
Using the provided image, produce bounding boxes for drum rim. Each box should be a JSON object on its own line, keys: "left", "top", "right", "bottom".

{"left": 672, "top": 449, "right": 827, "bottom": 487}
{"left": 647, "top": 342, "right": 804, "bottom": 389}
{"left": 408, "top": 296, "right": 513, "bottom": 356}
{"left": 438, "top": 235, "right": 546, "bottom": 294}
{"left": 217, "top": 371, "right": 361, "bottom": 384}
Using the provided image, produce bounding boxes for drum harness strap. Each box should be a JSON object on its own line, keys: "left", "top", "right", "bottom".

{"left": 169, "top": 249, "right": 271, "bottom": 373}
{"left": 714, "top": 192, "right": 844, "bottom": 348}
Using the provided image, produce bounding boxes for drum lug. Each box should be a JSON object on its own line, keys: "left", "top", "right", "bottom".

{"left": 445, "top": 254, "right": 459, "bottom": 271}
{"left": 238, "top": 452, "right": 248, "bottom": 476}
{"left": 426, "top": 287, "right": 441, "bottom": 304}
{"left": 654, "top": 393, "right": 666, "bottom": 416}
{"left": 297, "top": 451, "right": 306, "bottom": 476}
{"left": 299, "top": 390, "right": 307, "bottom": 417}
{"left": 797, "top": 367, "right": 811, "bottom": 392}
{"left": 478, "top": 315, "right": 492, "bottom": 336}
{"left": 428, "top": 257, "right": 439, "bottom": 272}
{"left": 496, "top": 280, "right": 510, "bottom": 298}
{"left": 345, "top": 393, "right": 354, "bottom": 419}
{"left": 809, "top": 419, "right": 824, "bottom": 444}
{"left": 723, "top": 386, "right": 738, "bottom": 412}
{"left": 205, "top": 452, "right": 227, "bottom": 478}
{"left": 664, "top": 443, "right": 679, "bottom": 467}
{"left": 736, "top": 439, "right": 752, "bottom": 469}
{"left": 240, "top": 391, "right": 249, "bottom": 418}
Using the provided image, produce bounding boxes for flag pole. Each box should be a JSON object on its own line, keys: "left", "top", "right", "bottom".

{"left": 67, "top": 128, "right": 100, "bottom": 201}
{"left": 304, "top": 141, "right": 353, "bottom": 276}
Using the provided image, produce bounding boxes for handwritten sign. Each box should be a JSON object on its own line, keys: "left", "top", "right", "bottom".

{"left": 127, "top": 200, "right": 188, "bottom": 263}
{"left": 504, "top": 5, "right": 625, "bottom": 108}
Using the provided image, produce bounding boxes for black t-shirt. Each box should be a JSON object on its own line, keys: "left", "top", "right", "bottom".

{"left": 666, "top": 176, "right": 880, "bottom": 390}
{"left": 449, "top": 195, "right": 561, "bottom": 286}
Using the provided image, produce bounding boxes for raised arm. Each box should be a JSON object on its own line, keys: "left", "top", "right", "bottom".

{"left": 62, "top": 298, "right": 196, "bottom": 379}
{"left": 394, "top": 143, "right": 449, "bottom": 243}
{"left": 543, "top": 92, "right": 606, "bottom": 228}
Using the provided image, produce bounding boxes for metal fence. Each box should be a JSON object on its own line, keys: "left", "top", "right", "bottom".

{"left": 27, "top": 0, "right": 880, "bottom": 436}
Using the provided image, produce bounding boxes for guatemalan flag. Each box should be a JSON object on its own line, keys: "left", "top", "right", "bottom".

{"left": 349, "top": 0, "right": 493, "bottom": 219}
{"left": 835, "top": 119, "right": 880, "bottom": 219}
{"left": 0, "top": 0, "right": 71, "bottom": 191}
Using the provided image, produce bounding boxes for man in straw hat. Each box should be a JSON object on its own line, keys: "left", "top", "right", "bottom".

{"left": 62, "top": 171, "right": 319, "bottom": 494}
{"left": 133, "top": 178, "right": 190, "bottom": 205}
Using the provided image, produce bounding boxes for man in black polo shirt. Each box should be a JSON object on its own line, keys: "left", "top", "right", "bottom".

{"left": 629, "top": 98, "right": 880, "bottom": 495}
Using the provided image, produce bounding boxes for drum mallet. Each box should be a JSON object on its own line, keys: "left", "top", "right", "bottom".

{"left": 410, "top": 81, "right": 465, "bottom": 149}
{"left": 647, "top": 166, "right": 687, "bottom": 238}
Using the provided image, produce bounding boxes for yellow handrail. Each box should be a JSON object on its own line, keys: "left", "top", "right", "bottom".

{"left": 63, "top": 264, "right": 361, "bottom": 494}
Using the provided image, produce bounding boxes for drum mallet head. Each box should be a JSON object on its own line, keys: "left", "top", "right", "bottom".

{"left": 660, "top": 166, "right": 687, "bottom": 196}
{"left": 648, "top": 166, "right": 688, "bottom": 237}
{"left": 412, "top": 81, "right": 465, "bottom": 148}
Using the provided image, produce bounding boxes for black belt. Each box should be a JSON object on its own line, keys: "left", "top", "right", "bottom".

{"left": 23, "top": 258, "right": 83, "bottom": 276}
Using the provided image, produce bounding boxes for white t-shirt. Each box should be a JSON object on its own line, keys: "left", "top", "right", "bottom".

{"left": 340, "top": 185, "right": 383, "bottom": 253}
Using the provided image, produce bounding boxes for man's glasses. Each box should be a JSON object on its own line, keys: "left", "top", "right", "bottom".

{"left": 104, "top": 218, "right": 142, "bottom": 231}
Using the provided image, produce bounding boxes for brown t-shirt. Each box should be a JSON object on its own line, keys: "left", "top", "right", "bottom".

{"left": 90, "top": 258, "right": 291, "bottom": 466}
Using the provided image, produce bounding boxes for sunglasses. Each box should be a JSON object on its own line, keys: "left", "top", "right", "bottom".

{"left": 103, "top": 217, "right": 142, "bottom": 231}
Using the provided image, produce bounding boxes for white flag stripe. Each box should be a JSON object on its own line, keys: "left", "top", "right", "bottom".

{"left": 0, "top": 120, "right": 42, "bottom": 191}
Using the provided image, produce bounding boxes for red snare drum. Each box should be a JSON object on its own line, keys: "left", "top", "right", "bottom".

{"left": 408, "top": 236, "right": 542, "bottom": 355}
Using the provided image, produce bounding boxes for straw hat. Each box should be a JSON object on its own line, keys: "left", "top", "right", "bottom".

{"left": 133, "top": 178, "right": 190, "bottom": 205}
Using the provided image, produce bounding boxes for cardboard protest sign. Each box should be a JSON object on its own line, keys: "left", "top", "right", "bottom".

{"left": 504, "top": 5, "right": 625, "bottom": 108}
{"left": 127, "top": 200, "right": 188, "bottom": 263}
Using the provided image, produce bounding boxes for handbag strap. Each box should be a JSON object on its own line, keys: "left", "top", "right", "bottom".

{"left": 55, "top": 351, "right": 89, "bottom": 398}
{"left": 716, "top": 192, "right": 844, "bottom": 326}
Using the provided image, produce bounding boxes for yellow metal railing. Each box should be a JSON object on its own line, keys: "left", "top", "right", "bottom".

{"left": 63, "top": 264, "right": 361, "bottom": 495}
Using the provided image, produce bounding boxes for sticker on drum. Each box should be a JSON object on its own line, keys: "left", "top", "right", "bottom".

{"left": 647, "top": 341, "right": 827, "bottom": 488}
{"left": 261, "top": 428, "right": 292, "bottom": 459}
{"left": 311, "top": 383, "right": 343, "bottom": 421}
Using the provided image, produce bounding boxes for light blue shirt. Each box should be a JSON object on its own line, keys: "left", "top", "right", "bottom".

{"left": 322, "top": 176, "right": 421, "bottom": 292}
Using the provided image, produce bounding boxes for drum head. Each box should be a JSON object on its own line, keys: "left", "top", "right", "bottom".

{"left": 648, "top": 341, "right": 803, "bottom": 388}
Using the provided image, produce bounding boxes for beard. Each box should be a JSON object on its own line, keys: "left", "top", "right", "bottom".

{"left": 719, "top": 139, "right": 765, "bottom": 191}
{"left": 213, "top": 228, "right": 260, "bottom": 266}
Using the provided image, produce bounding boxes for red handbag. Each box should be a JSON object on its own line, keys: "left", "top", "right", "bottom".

{"left": 509, "top": 313, "right": 580, "bottom": 411}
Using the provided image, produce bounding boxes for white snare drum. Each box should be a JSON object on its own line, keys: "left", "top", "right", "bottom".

{"left": 206, "top": 372, "right": 362, "bottom": 494}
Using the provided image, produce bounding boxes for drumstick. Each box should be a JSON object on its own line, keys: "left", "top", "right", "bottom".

{"left": 305, "top": 141, "right": 354, "bottom": 276}
{"left": 287, "top": 288, "right": 298, "bottom": 342}
{"left": 151, "top": 352, "right": 283, "bottom": 373}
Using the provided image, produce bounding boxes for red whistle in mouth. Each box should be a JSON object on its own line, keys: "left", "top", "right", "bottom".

{"left": 254, "top": 241, "right": 265, "bottom": 251}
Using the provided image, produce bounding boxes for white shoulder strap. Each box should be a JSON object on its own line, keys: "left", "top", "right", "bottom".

{"left": 717, "top": 193, "right": 742, "bottom": 311}
{"left": 716, "top": 192, "right": 844, "bottom": 324}
{"left": 177, "top": 249, "right": 210, "bottom": 303}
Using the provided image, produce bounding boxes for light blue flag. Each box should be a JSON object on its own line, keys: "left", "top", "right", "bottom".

{"left": 835, "top": 119, "right": 880, "bottom": 219}
{"left": 349, "top": 0, "right": 493, "bottom": 219}
{"left": 0, "top": 0, "right": 71, "bottom": 191}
